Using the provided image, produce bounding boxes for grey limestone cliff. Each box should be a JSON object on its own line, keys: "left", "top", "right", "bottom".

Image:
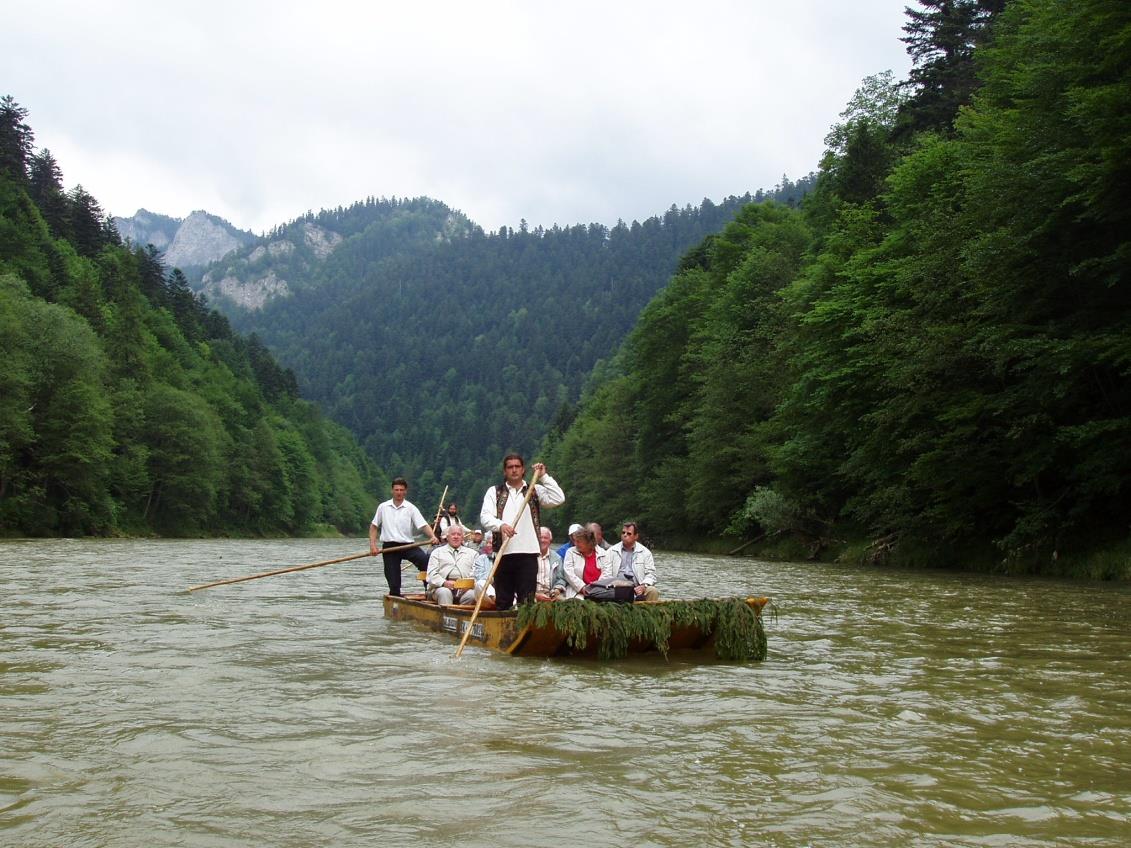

{"left": 113, "top": 209, "right": 254, "bottom": 270}
{"left": 165, "top": 211, "right": 253, "bottom": 269}
{"left": 113, "top": 208, "right": 180, "bottom": 252}
{"left": 199, "top": 222, "right": 343, "bottom": 310}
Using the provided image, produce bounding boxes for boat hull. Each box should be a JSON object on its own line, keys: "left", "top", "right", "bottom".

{"left": 382, "top": 594, "right": 769, "bottom": 659}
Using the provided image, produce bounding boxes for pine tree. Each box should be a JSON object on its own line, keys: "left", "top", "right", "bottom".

{"left": 27, "top": 148, "right": 69, "bottom": 238}
{"left": 897, "top": 0, "right": 1006, "bottom": 135}
{"left": 0, "top": 95, "right": 34, "bottom": 181}
{"left": 166, "top": 267, "right": 201, "bottom": 339}
{"left": 135, "top": 244, "right": 167, "bottom": 305}
{"left": 67, "top": 185, "right": 109, "bottom": 257}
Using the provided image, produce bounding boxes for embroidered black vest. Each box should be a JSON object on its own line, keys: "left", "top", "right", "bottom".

{"left": 495, "top": 482, "right": 541, "bottom": 534}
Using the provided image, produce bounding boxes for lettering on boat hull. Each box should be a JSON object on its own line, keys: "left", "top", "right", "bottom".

{"left": 441, "top": 614, "right": 486, "bottom": 642}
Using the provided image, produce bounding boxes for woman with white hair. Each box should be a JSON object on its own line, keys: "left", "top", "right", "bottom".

{"left": 560, "top": 525, "right": 615, "bottom": 599}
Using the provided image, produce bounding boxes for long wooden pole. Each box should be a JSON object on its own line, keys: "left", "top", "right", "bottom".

{"left": 431, "top": 485, "right": 449, "bottom": 538}
{"left": 406, "top": 484, "right": 450, "bottom": 592}
{"left": 187, "top": 542, "right": 428, "bottom": 592}
{"left": 455, "top": 469, "right": 542, "bottom": 658}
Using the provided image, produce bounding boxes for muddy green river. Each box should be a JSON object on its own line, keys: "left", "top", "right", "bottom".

{"left": 2, "top": 538, "right": 1129, "bottom": 846}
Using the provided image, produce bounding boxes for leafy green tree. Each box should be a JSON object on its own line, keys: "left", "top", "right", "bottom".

{"left": 0, "top": 275, "right": 36, "bottom": 507}
{"left": 684, "top": 203, "right": 812, "bottom": 531}
{"left": 0, "top": 274, "right": 113, "bottom": 534}
{"left": 140, "top": 384, "right": 225, "bottom": 532}
{"left": 548, "top": 375, "right": 639, "bottom": 531}
{"left": 1, "top": 113, "right": 379, "bottom": 537}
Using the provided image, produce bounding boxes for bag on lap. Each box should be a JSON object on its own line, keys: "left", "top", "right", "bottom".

{"left": 584, "top": 578, "right": 635, "bottom": 603}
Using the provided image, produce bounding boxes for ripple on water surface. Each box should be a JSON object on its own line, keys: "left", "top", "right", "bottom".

{"left": 2, "top": 538, "right": 1130, "bottom": 847}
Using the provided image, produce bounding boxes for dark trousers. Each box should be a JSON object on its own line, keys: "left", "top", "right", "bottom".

{"left": 382, "top": 544, "right": 430, "bottom": 596}
{"left": 493, "top": 552, "right": 538, "bottom": 611}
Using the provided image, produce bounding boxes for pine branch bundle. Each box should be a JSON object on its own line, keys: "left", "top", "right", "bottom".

{"left": 516, "top": 598, "right": 767, "bottom": 661}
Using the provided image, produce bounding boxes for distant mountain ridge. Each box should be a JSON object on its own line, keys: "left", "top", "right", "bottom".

{"left": 192, "top": 178, "right": 817, "bottom": 509}
{"left": 187, "top": 196, "right": 471, "bottom": 311}
{"left": 113, "top": 208, "right": 255, "bottom": 271}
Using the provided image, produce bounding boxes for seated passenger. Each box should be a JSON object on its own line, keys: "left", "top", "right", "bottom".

{"left": 556, "top": 523, "right": 582, "bottom": 560}
{"left": 608, "top": 521, "right": 660, "bottom": 601}
{"left": 561, "top": 526, "right": 615, "bottom": 599}
{"left": 588, "top": 521, "right": 611, "bottom": 550}
{"left": 536, "top": 526, "right": 566, "bottom": 601}
{"left": 473, "top": 534, "right": 497, "bottom": 608}
{"left": 426, "top": 526, "right": 478, "bottom": 605}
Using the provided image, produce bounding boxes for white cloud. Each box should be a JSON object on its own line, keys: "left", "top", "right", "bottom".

{"left": 1, "top": 0, "right": 911, "bottom": 233}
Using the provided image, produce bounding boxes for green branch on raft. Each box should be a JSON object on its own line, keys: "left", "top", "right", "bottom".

{"left": 515, "top": 598, "right": 767, "bottom": 661}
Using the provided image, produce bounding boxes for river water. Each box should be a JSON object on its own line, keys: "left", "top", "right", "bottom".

{"left": 2, "top": 538, "right": 1129, "bottom": 847}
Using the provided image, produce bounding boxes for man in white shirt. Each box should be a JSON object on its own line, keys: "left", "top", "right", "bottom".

{"left": 479, "top": 453, "right": 565, "bottom": 610}
{"left": 536, "top": 526, "right": 565, "bottom": 600}
{"left": 427, "top": 526, "right": 478, "bottom": 605}
{"left": 607, "top": 521, "right": 659, "bottom": 601}
{"left": 368, "top": 477, "right": 439, "bottom": 596}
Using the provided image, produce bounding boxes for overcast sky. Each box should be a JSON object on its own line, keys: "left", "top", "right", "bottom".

{"left": 2, "top": 1, "right": 912, "bottom": 235}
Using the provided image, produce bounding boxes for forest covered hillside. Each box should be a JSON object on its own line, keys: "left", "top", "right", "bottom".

{"left": 0, "top": 100, "right": 379, "bottom": 536}
{"left": 199, "top": 173, "right": 815, "bottom": 509}
{"left": 545, "top": 0, "right": 1131, "bottom": 578}
{"left": 188, "top": 197, "right": 476, "bottom": 310}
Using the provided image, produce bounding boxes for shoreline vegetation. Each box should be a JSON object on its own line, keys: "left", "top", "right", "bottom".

{"left": 543, "top": 1, "right": 1131, "bottom": 583}
{"left": 0, "top": 95, "right": 380, "bottom": 540}
{"left": 4, "top": 524, "right": 1127, "bottom": 584}
{"left": 4, "top": 3, "right": 1129, "bottom": 581}
{"left": 672, "top": 534, "right": 1131, "bottom": 582}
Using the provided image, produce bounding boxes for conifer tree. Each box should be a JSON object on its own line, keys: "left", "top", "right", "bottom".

{"left": 0, "top": 95, "right": 33, "bottom": 181}
{"left": 897, "top": 0, "right": 1006, "bottom": 135}
{"left": 135, "top": 244, "right": 167, "bottom": 305}
{"left": 67, "top": 185, "right": 109, "bottom": 257}
{"left": 28, "top": 149, "right": 69, "bottom": 238}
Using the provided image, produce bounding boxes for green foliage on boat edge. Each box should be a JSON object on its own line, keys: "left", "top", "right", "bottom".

{"left": 516, "top": 598, "right": 767, "bottom": 661}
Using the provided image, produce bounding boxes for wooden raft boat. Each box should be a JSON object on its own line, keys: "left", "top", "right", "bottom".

{"left": 383, "top": 593, "right": 770, "bottom": 660}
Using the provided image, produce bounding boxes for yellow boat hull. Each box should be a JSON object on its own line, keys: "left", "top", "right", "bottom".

{"left": 382, "top": 594, "right": 769, "bottom": 659}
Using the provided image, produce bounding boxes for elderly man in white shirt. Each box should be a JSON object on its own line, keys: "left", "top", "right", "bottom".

{"left": 607, "top": 521, "right": 659, "bottom": 601}
{"left": 479, "top": 453, "right": 565, "bottom": 610}
{"left": 427, "top": 525, "right": 478, "bottom": 605}
{"left": 536, "top": 526, "right": 566, "bottom": 600}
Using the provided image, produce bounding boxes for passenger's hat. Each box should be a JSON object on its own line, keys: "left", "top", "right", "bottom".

{"left": 568, "top": 523, "right": 584, "bottom": 535}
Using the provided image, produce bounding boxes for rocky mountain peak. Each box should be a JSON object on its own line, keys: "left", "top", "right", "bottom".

{"left": 113, "top": 208, "right": 254, "bottom": 270}
{"left": 164, "top": 211, "right": 254, "bottom": 269}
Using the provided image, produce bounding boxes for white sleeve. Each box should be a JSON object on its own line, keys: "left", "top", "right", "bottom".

{"left": 480, "top": 486, "right": 502, "bottom": 532}
{"left": 534, "top": 475, "right": 565, "bottom": 508}
{"left": 599, "top": 549, "right": 617, "bottom": 580}
{"left": 562, "top": 551, "right": 586, "bottom": 592}
{"left": 639, "top": 548, "right": 656, "bottom": 585}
